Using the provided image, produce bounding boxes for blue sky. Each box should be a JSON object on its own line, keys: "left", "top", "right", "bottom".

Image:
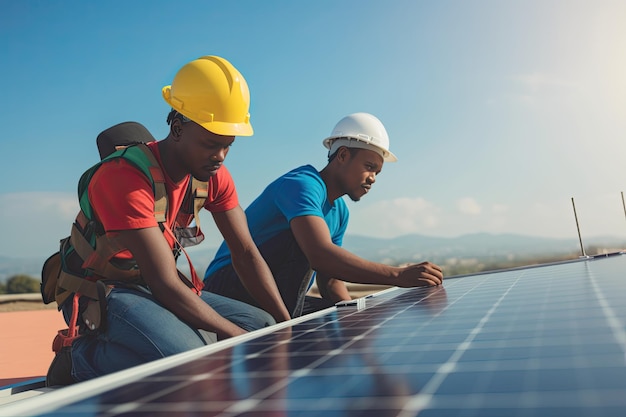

{"left": 1, "top": 0, "right": 626, "bottom": 260}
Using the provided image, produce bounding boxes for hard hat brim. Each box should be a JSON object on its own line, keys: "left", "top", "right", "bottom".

{"left": 323, "top": 136, "right": 398, "bottom": 162}
{"left": 198, "top": 120, "right": 254, "bottom": 137}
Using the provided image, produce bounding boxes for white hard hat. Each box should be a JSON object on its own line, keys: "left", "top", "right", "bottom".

{"left": 322, "top": 113, "right": 397, "bottom": 162}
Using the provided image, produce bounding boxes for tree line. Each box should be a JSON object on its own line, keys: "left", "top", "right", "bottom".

{"left": 0, "top": 274, "right": 40, "bottom": 294}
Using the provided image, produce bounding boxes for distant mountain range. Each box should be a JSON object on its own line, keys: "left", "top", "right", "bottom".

{"left": 342, "top": 232, "right": 625, "bottom": 265}
{"left": 2, "top": 233, "right": 625, "bottom": 283}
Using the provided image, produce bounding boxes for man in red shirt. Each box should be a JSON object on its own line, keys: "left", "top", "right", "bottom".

{"left": 46, "top": 56, "right": 291, "bottom": 385}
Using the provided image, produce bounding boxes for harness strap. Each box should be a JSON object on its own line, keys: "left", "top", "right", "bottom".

{"left": 57, "top": 272, "right": 99, "bottom": 301}
{"left": 165, "top": 227, "right": 203, "bottom": 295}
{"left": 79, "top": 144, "right": 167, "bottom": 224}
{"left": 70, "top": 214, "right": 141, "bottom": 280}
{"left": 145, "top": 161, "right": 167, "bottom": 224}
{"left": 190, "top": 177, "right": 208, "bottom": 231}
{"left": 113, "top": 145, "right": 167, "bottom": 223}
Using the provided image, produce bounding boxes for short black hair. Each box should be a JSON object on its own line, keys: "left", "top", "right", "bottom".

{"left": 166, "top": 109, "right": 191, "bottom": 125}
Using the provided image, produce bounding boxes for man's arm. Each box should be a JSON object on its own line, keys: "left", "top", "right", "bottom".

{"left": 116, "top": 227, "right": 246, "bottom": 339}
{"left": 315, "top": 272, "right": 351, "bottom": 303}
{"left": 291, "top": 215, "right": 444, "bottom": 288}
{"left": 212, "top": 206, "right": 291, "bottom": 322}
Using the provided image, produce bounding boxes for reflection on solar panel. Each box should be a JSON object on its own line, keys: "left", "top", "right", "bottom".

{"left": 2, "top": 254, "right": 626, "bottom": 416}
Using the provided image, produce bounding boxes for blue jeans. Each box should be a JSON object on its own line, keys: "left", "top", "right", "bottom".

{"left": 205, "top": 230, "right": 334, "bottom": 317}
{"left": 63, "top": 287, "right": 275, "bottom": 382}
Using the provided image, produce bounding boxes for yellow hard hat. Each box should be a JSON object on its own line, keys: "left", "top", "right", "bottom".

{"left": 162, "top": 56, "right": 253, "bottom": 137}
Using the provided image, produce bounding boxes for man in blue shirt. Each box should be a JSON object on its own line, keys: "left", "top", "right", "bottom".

{"left": 205, "top": 113, "right": 444, "bottom": 317}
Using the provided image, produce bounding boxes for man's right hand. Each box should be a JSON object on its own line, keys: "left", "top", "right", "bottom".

{"left": 395, "top": 262, "right": 444, "bottom": 287}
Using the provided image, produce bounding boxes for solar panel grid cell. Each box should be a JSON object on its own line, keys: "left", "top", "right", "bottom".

{"left": 2, "top": 254, "right": 626, "bottom": 416}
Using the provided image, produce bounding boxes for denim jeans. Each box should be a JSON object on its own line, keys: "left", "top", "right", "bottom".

{"left": 205, "top": 230, "right": 334, "bottom": 317}
{"left": 63, "top": 287, "right": 275, "bottom": 382}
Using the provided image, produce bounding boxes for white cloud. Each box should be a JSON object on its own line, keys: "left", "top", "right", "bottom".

{"left": 0, "top": 192, "right": 79, "bottom": 258}
{"left": 2, "top": 192, "right": 78, "bottom": 220}
{"left": 457, "top": 197, "right": 482, "bottom": 215}
{"left": 348, "top": 197, "right": 441, "bottom": 238}
{"left": 491, "top": 204, "right": 509, "bottom": 214}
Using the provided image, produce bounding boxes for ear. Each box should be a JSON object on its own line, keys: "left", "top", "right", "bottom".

{"left": 170, "top": 118, "right": 183, "bottom": 139}
{"left": 336, "top": 146, "right": 351, "bottom": 163}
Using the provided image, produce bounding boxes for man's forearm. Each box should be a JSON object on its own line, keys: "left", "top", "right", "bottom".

{"left": 310, "top": 243, "right": 399, "bottom": 286}
{"left": 317, "top": 274, "right": 351, "bottom": 302}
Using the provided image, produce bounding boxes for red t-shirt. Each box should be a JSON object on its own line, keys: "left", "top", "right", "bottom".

{"left": 88, "top": 141, "right": 238, "bottom": 256}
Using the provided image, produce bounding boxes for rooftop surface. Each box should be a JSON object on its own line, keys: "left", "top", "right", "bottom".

{"left": 0, "top": 306, "right": 65, "bottom": 386}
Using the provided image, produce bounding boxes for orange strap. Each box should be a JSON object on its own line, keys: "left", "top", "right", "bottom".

{"left": 165, "top": 227, "right": 203, "bottom": 295}
{"left": 52, "top": 293, "right": 82, "bottom": 353}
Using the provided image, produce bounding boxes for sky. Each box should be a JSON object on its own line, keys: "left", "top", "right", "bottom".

{"left": 1, "top": 0, "right": 626, "bottom": 261}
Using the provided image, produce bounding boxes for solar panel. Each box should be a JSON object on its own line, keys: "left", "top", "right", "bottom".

{"left": 2, "top": 253, "right": 626, "bottom": 416}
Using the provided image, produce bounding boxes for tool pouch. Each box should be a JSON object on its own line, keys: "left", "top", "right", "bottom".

{"left": 41, "top": 250, "right": 63, "bottom": 305}
{"left": 81, "top": 280, "right": 111, "bottom": 334}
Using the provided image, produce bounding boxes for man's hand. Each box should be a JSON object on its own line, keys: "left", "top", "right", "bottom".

{"left": 395, "top": 262, "right": 444, "bottom": 287}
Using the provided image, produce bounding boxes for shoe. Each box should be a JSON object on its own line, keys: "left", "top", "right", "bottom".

{"left": 46, "top": 347, "right": 76, "bottom": 387}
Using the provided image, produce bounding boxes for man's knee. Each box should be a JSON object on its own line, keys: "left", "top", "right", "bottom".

{"left": 235, "top": 307, "right": 276, "bottom": 332}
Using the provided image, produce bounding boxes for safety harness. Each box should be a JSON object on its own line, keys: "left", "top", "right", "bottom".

{"left": 41, "top": 132, "right": 208, "bottom": 353}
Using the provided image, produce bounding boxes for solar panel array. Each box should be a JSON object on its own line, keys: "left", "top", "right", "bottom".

{"left": 2, "top": 254, "right": 626, "bottom": 416}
